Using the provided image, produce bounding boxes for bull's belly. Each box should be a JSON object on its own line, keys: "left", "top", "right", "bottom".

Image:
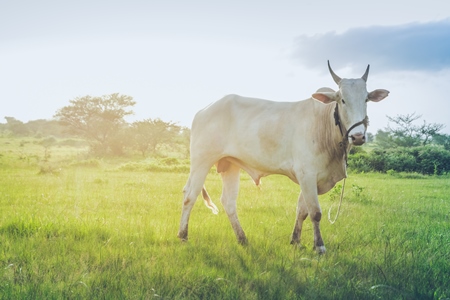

{"left": 217, "top": 156, "right": 298, "bottom": 185}
{"left": 217, "top": 155, "right": 346, "bottom": 195}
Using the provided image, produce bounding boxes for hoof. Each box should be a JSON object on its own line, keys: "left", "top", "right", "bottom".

{"left": 315, "top": 245, "right": 326, "bottom": 255}
{"left": 290, "top": 239, "right": 300, "bottom": 245}
{"left": 177, "top": 230, "right": 188, "bottom": 242}
{"left": 238, "top": 237, "right": 248, "bottom": 246}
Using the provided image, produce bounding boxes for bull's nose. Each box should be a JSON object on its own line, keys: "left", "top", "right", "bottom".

{"left": 351, "top": 133, "right": 365, "bottom": 146}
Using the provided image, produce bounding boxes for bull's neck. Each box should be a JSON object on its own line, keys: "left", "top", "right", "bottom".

{"left": 314, "top": 100, "right": 350, "bottom": 163}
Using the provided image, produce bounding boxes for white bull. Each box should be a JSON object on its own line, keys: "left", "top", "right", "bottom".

{"left": 178, "top": 61, "right": 389, "bottom": 253}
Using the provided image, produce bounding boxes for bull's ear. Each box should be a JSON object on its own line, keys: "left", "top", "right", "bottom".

{"left": 312, "top": 92, "right": 337, "bottom": 104}
{"left": 368, "top": 89, "right": 389, "bottom": 102}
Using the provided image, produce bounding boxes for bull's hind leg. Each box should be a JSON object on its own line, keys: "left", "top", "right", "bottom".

{"left": 220, "top": 163, "right": 247, "bottom": 245}
{"left": 290, "top": 192, "right": 309, "bottom": 246}
{"left": 177, "top": 166, "right": 211, "bottom": 242}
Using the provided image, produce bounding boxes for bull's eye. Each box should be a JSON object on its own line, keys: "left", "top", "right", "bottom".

{"left": 341, "top": 99, "right": 346, "bottom": 104}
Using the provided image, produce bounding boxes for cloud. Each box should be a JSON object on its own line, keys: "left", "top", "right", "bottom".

{"left": 292, "top": 19, "right": 450, "bottom": 72}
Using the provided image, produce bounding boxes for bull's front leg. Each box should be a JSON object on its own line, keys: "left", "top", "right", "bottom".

{"left": 311, "top": 210, "right": 326, "bottom": 254}
{"left": 296, "top": 175, "right": 326, "bottom": 254}
{"left": 290, "top": 192, "right": 308, "bottom": 246}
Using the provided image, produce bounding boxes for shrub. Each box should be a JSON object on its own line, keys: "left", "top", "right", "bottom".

{"left": 160, "top": 157, "right": 180, "bottom": 166}
{"left": 348, "top": 152, "right": 372, "bottom": 173}
{"left": 416, "top": 145, "right": 450, "bottom": 175}
{"left": 348, "top": 145, "right": 450, "bottom": 175}
{"left": 350, "top": 184, "right": 372, "bottom": 204}
{"left": 384, "top": 150, "right": 416, "bottom": 173}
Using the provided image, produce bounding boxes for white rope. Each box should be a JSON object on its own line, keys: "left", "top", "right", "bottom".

{"left": 328, "top": 178, "right": 346, "bottom": 224}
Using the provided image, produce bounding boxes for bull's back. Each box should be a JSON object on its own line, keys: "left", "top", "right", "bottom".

{"left": 192, "top": 94, "right": 301, "bottom": 140}
{"left": 190, "top": 94, "right": 314, "bottom": 164}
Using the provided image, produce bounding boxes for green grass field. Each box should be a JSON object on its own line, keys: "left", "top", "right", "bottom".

{"left": 0, "top": 137, "right": 449, "bottom": 299}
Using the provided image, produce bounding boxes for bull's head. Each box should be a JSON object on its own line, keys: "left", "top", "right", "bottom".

{"left": 312, "top": 61, "right": 389, "bottom": 146}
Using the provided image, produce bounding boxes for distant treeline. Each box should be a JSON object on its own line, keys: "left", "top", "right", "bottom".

{"left": 1, "top": 116, "right": 189, "bottom": 158}
{"left": 348, "top": 113, "right": 450, "bottom": 175}
{"left": 1, "top": 94, "right": 190, "bottom": 158}
{"left": 1, "top": 117, "right": 67, "bottom": 138}
{"left": 349, "top": 146, "right": 450, "bottom": 175}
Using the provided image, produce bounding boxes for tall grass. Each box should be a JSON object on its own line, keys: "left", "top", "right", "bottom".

{"left": 0, "top": 137, "right": 449, "bottom": 299}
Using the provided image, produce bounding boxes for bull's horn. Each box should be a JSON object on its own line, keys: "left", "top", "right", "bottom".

{"left": 361, "top": 64, "right": 370, "bottom": 82}
{"left": 327, "top": 60, "right": 341, "bottom": 85}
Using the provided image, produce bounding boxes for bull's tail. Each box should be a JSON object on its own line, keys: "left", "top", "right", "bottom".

{"left": 201, "top": 186, "right": 219, "bottom": 214}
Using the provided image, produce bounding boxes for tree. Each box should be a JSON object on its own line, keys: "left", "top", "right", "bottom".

{"left": 418, "top": 122, "right": 445, "bottom": 145}
{"left": 376, "top": 113, "right": 445, "bottom": 148}
{"left": 433, "top": 133, "right": 450, "bottom": 151}
{"left": 374, "top": 129, "right": 397, "bottom": 148}
{"left": 39, "top": 136, "right": 57, "bottom": 161}
{"left": 54, "top": 93, "right": 135, "bottom": 155}
{"left": 4, "top": 117, "right": 29, "bottom": 136}
{"left": 178, "top": 126, "right": 191, "bottom": 158}
{"left": 131, "top": 118, "right": 180, "bottom": 156}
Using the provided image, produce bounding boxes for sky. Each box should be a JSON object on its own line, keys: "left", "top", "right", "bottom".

{"left": 1, "top": 0, "right": 450, "bottom": 134}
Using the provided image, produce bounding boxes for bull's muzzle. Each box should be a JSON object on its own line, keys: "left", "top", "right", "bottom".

{"left": 351, "top": 133, "right": 365, "bottom": 146}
